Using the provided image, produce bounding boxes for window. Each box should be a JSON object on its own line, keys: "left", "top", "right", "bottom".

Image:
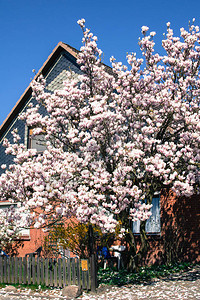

{"left": 132, "top": 195, "right": 160, "bottom": 234}
{"left": 28, "top": 128, "right": 47, "bottom": 153}
{"left": 0, "top": 202, "right": 30, "bottom": 239}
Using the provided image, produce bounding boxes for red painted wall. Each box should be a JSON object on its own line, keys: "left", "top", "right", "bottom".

{"left": 145, "top": 192, "right": 200, "bottom": 265}
{"left": 17, "top": 228, "right": 45, "bottom": 257}
{"left": 16, "top": 193, "right": 200, "bottom": 265}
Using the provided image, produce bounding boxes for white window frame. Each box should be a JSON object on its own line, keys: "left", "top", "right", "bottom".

{"left": 0, "top": 202, "right": 30, "bottom": 239}
{"left": 132, "top": 194, "right": 161, "bottom": 235}
{"left": 28, "top": 128, "right": 47, "bottom": 153}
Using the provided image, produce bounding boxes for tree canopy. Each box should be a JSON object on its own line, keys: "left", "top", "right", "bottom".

{"left": 0, "top": 20, "right": 199, "bottom": 259}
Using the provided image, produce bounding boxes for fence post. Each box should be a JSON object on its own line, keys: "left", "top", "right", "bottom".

{"left": 71, "top": 258, "right": 76, "bottom": 285}
{"left": 67, "top": 258, "right": 71, "bottom": 285}
{"left": 53, "top": 258, "right": 57, "bottom": 287}
{"left": 90, "top": 254, "right": 97, "bottom": 292}
{"left": 49, "top": 258, "right": 53, "bottom": 286}
{"left": 3, "top": 257, "right": 7, "bottom": 284}
{"left": 27, "top": 257, "right": 31, "bottom": 285}
{"left": 58, "top": 258, "right": 62, "bottom": 288}
{"left": 77, "top": 259, "right": 81, "bottom": 291}
{"left": 23, "top": 257, "right": 27, "bottom": 284}
{"left": 63, "top": 258, "right": 66, "bottom": 287}
{"left": 45, "top": 258, "right": 49, "bottom": 286}
{"left": 41, "top": 258, "right": 44, "bottom": 285}
{"left": 15, "top": 257, "right": 18, "bottom": 284}
{"left": 7, "top": 257, "right": 10, "bottom": 284}
{"left": 19, "top": 257, "right": 22, "bottom": 284}
{"left": 36, "top": 257, "right": 40, "bottom": 285}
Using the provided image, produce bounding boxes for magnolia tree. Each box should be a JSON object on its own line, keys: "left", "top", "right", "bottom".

{"left": 0, "top": 19, "right": 200, "bottom": 268}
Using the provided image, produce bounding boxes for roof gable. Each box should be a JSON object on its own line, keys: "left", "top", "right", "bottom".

{"left": 0, "top": 42, "right": 79, "bottom": 139}
{"left": 0, "top": 42, "right": 113, "bottom": 140}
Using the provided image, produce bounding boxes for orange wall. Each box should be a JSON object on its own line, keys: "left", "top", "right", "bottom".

{"left": 17, "top": 227, "right": 46, "bottom": 257}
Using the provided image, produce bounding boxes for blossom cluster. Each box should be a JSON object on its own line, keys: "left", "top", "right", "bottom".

{"left": 0, "top": 204, "right": 31, "bottom": 246}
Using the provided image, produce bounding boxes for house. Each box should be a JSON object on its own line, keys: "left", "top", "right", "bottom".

{"left": 0, "top": 42, "right": 82, "bottom": 256}
{"left": 0, "top": 42, "right": 199, "bottom": 264}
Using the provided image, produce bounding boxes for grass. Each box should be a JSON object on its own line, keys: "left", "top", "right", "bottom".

{"left": 97, "top": 261, "right": 198, "bottom": 286}
{"left": 0, "top": 282, "right": 52, "bottom": 291}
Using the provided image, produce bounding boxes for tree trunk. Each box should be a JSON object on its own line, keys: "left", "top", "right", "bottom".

{"left": 88, "top": 224, "right": 94, "bottom": 256}
{"left": 123, "top": 221, "right": 149, "bottom": 271}
{"left": 123, "top": 228, "right": 138, "bottom": 272}
{"left": 122, "top": 193, "right": 154, "bottom": 271}
{"left": 136, "top": 219, "right": 149, "bottom": 265}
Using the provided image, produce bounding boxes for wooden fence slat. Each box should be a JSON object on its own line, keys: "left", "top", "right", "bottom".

{"left": 19, "top": 257, "right": 22, "bottom": 284}
{"left": 45, "top": 259, "right": 48, "bottom": 286}
{"left": 77, "top": 259, "right": 81, "bottom": 290}
{"left": 72, "top": 258, "right": 76, "bottom": 285}
{"left": 53, "top": 259, "right": 57, "bottom": 287}
{"left": 14, "top": 257, "right": 18, "bottom": 283}
{"left": 32, "top": 257, "right": 35, "bottom": 284}
{"left": 7, "top": 258, "right": 10, "bottom": 284}
{"left": 11, "top": 257, "right": 15, "bottom": 284}
{"left": 58, "top": 258, "right": 62, "bottom": 288}
{"left": 36, "top": 257, "right": 40, "bottom": 285}
{"left": 15, "top": 257, "right": 18, "bottom": 284}
{"left": 9, "top": 258, "right": 11, "bottom": 284}
{"left": 67, "top": 259, "right": 71, "bottom": 285}
{"left": 63, "top": 258, "right": 66, "bottom": 287}
{"left": 41, "top": 258, "right": 44, "bottom": 285}
{"left": 23, "top": 257, "right": 27, "bottom": 284}
{"left": 27, "top": 257, "right": 31, "bottom": 285}
{"left": 82, "top": 269, "right": 86, "bottom": 290}
{"left": 49, "top": 258, "right": 53, "bottom": 286}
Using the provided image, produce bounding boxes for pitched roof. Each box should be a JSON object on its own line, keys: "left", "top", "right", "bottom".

{"left": 0, "top": 42, "right": 79, "bottom": 138}
{"left": 0, "top": 42, "right": 113, "bottom": 139}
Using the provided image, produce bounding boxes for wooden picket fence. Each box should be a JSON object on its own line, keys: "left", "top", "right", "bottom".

{"left": 0, "top": 255, "right": 97, "bottom": 291}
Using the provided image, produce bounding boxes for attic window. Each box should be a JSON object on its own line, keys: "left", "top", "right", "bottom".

{"left": 28, "top": 128, "right": 47, "bottom": 153}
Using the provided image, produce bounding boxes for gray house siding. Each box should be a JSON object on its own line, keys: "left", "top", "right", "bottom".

{"left": 0, "top": 50, "right": 82, "bottom": 175}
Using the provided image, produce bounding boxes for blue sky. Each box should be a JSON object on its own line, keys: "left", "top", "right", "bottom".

{"left": 0, "top": 0, "right": 199, "bottom": 125}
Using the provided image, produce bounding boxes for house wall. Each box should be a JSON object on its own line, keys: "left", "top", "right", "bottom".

{"left": 0, "top": 49, "right": 82, "bottom": 257}
{"left": 17, "top": 228, "right": 45, "bottom": 257}
{"left": 0, "top": 51, "right": 82, "bottom": 174}
{"left": 15, "top": 192, "right": 200, "bottom": 263}
{"left": 144, "top": 192, "right": 200, "bottom": 265}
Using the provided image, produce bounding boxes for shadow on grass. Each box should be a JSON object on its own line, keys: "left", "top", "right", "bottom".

{"left": 162, "top": 267, "right": 200, "bottom": 282}
{"left": 97, "top": 262, "right": 200, "bottom": 287}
